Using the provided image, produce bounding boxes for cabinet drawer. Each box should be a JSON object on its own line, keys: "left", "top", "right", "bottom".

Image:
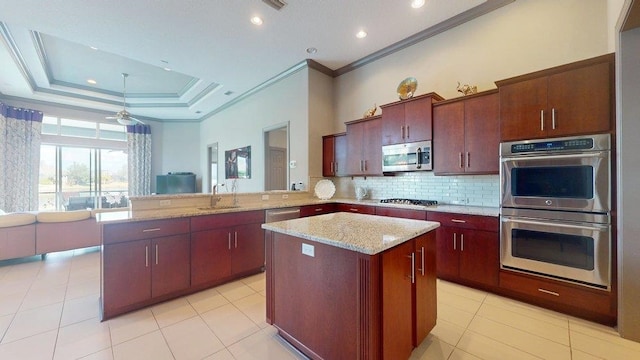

{"left": 191, "top": 210, "right": 265, "bottom": 232}
{"left": 499, "top": 270, "right": 611, "bottom": 315}
{"left": 300, "top": 204, "right": 337, "bottom": 217}
{"left": 103, "top": 218, "right": 190, "bottom": 245}
{"left": 336, "top": 203, "right": 376, "bottom": 215}
{"left": 375, "top": 207, "right": 426, "bottom": 220}
{"left": 427, "top": 212, "right": 498, "bottom": 232}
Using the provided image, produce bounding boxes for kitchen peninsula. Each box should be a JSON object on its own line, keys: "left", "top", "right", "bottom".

{"left": 263, "top": 212, "right": 440, "bottom": 360}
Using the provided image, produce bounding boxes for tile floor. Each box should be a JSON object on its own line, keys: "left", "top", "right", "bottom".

{"left": 1, "top": 248, "right": 639, "bottom": 360}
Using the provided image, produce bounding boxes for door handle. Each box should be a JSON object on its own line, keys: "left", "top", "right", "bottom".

{"left": 155, "top": 244, "right": 159, "bottom": 265}
{"left": 401, "top": 125, "right": 405, "bottom": 139}
{"left": 453, "top": 233, "right": 457, "bottom": 250}
{"left": 461, "top": 234, "right": 464, "bottom": 251}
{"left": 417, "top": 246, "right": 425, "bottom": 276}
{"left": 228, "top": 233, "right": 232, "bottom": 250}
{"left": 406, "top": 125, "right": 410, "bottom": 139}
{"left": 540, "top": 110, "right": 544, "bottom": 131}
{"left": 145, "top": 246, "right": 149, "bottom": 267}
{"left": 234, "top": 231, "right": 238, "bottom": 248}
{"left": 551, "top": 108, "right": 556, "bottom": 129}
{"left": 459, "top": 153, "right": 463, "bottom": 168}
{"left": 466, "top": 152, "right": 470, "bottom": 168}
{"left": 407, "top": 253, "right": 415, "bottom": 284}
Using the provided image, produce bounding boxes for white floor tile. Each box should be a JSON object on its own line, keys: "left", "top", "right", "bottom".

{"left": 484, "top": 293, "right": 569, "bottom": 328}
{"left": 54, "top": 317, "right": 111, "bottom": 360}
{"left": 151, "top": 297, "right": 198, "bottom": 328}
{"left": 409, "top": 334, "right": 455, "bottom": 360}
{"left": 438, "top": 280, "right": 488, "bottom": 302}
{"left": 240, "top": 272, "right": 266, "bottom": 292}
{"left": 227, "top": 326, "right": 306, "bottom": 360}
{"left": 437, "top": 302, "right": 475, "bottom": 329}
{"left": 161, "top": 316, "right": 225, "bottom": 360}
{"left": 0, "top": 313, "right": 14, "bottom": 342}
{"left": 233, "top": 292, "right": 267, "bottom": 328}
{"left": 1, "top": 302, "right": 63, "bottom": 344}
{"left": 19, "top": 282, "right": 67, "bottom": 311}
{"left": 66, "top": 276, "right": 101, "bottom": 299}
{"left": 186, "top": 287, "right": 230, "bottom": 314}
{"left": 79, "top": 348, "right": 115, "bottom": 360}
{"left": 570, "top": 330, "right": 640, "bottom": 359}
{"left": 447, "top": 348, "right": 484, "bottom": 360}
{"left": 215, "top": 280, "right": 258, "bottom": 302}
{"left": 0, "top": 329, "right": 57, "bottom": 360}
{"left": 437, "top": 288, "right": 484, "bottom": 315}
{"left": 202, "top": 348, "right": 236, "bottom": 360}
{"left": 476, "top": 301, "right": 570, "bottom": 345}
{"left": 430, "top": 318, "right": 466, "bottom": 346}
{"left": 467, "top": 316, "right": 571, "bottom": 359}
{"left": 108, "top": 308, "right": 159, "bottom": 345}
{"left": 456, "top": 330, "right": 542, "bottom": 360}
{"left": 60, "top": 294, "right": 100, "bottom": 327}
{"left": 201, "top": 303, "right": 260, "bottom": 346}
{"left": 112, "top": 330, "right": 174, "bottom": 360}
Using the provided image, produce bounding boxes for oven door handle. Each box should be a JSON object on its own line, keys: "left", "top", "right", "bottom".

{"left": 501, "top": 152, "right": 605, "bottom": 162}
{"left": 502, "top": 217, "right": 608, "bottom": 232}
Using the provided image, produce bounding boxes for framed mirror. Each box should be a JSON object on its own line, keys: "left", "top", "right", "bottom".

{"left": 225, "top": 146, "right": 251, "bottom": 179}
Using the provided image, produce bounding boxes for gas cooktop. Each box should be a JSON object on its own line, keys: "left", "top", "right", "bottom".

{"left": 380, "top": 198, "right": 438, "bottom": 206}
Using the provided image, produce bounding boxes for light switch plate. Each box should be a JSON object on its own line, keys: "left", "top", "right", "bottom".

{"left": 159, "top": 200, "right": 171, "bottom": 206}
{"left": 302, "top": 243, "right": 315, "bottom": 257}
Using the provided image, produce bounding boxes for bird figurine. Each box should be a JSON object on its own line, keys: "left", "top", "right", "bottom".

{"left": 363, "top": 104, "right": 378, "bottom": 118}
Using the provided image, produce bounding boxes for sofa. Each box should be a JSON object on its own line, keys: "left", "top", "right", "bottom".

{"left": 0, "top": 209, "right": 113, "bottom": 261}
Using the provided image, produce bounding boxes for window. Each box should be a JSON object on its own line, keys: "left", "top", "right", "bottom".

{"left": 38, "top": 116, "right": 129, "bottom": 210}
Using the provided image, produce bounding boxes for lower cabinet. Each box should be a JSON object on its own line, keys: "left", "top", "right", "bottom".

{"left": 102, "top": 218, "right": 191, "bottom": 319}
{"left": 190, "top": 211, "right": 265, "bottom": 289}
{"left": 336, "top": 203, "right": 376, "bottom": 214}
{"left": 427, "top": 212, "right": 499, "bottom": 288}
{"left": 299, "top": 203, "right": 337, "bottom": 217}
{"left": 381, "top": 232, "right": 437, "bottom": 358}
{"left": 375, "top": 206, "right": 427, "bottom": 220}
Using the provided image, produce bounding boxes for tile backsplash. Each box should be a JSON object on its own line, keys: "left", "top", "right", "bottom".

{"left": 325, "top": 172, "right": 500, "bottom": 207}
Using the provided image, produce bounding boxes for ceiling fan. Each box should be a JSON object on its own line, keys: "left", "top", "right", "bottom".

{"left": 106, "top": 73, "right": 145, "bottom": 126}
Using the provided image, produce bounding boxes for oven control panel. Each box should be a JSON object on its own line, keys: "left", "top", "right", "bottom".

{"left": 511, "top": 138, "right": 594, "bottom": 153}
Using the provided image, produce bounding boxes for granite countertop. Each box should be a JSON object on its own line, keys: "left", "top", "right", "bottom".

{"left": 262, "top": 212, "right": 440, "bottom": 255}
{"left": 94, "top": 197, "right": 498, "bottom": 224}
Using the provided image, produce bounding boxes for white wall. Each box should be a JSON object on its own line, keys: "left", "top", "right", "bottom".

{"left": 332, "top": 0, "right": 610, "bottom": 130}
{"left": 199, "top": 68, "right": 309, "bottom": 193}
{"left": 308, "top": 68, "right": 336, "bottom": 181}
{"left": 159, "top": 121, "right": 201, "bottom": 190}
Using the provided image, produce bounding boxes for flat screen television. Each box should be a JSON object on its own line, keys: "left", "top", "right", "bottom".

{"left": 156, "top": 173, "right": 196, "bottom": 194}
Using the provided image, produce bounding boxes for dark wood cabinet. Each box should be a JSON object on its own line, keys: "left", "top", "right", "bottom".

{"left": 299, "top": 203, "right": 337, "bottom": 217}
{"left": 102, "top": 217, "right": 191, "bottom": 319}
{"left": 433, "top": 91, "right": 499, "bottom": 175}
{"left": 375, "top": 206, "right": 426, "bottom": 220}
{"left": 322, "top": 133, "right": 347, "bottom": 177}
{"left": 190, "top": 211, "right": 265, "bottom": 289}
{"left": 336, "top": 203, "right": 376, "bottom": 215}
{"left": 497, "top": 53, "right": 614, "bottom": 141}
{"left": 427, "top": 212, "right": 499, "bottom": 288}
{"left": 345, "top": 116, "right": 382, "bottom": 176}
{"left": 381, "top": 93, "right": 444, "bottom": 145}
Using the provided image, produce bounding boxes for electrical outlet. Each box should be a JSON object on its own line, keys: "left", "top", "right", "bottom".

{"left": 282, "top": 194, "right": 289, "bottom": 199}
{"left": 261, "top": 194, "right": 269, "bottom": 200}
{"left": 159, "top": 200, "right": 171, "bottom": 206}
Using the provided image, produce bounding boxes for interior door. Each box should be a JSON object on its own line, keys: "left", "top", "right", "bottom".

{"left": 266, "top": 147, "right": 286, "bottom": 190}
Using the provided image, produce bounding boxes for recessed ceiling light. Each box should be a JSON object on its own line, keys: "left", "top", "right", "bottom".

{"left": 356, "top": 30, "right": 368, "bottom": 39}
{"left": 87, "top": 79, "right": 97, "bottom": 85}
{"left": 89, "top": 46, "right": 98, "bottom": 50}
{"left": 224, "top": 91, "right": 234, "bottom": 96}
{"left": 163, "top": 67, "right": 172, "bottom": 71}
{"left": 411, "top": 0, "right": 425, "bottom": 9}
{"left": 251, "top": 16, "right": 263, "bottom": 25}
{"left": 306, "top": 47, "right": 317, "bottom": 54}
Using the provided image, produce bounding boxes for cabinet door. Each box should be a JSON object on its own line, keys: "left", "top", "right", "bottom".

{"left": 231, "top": 223, "right": 265, "bottom": 275}
{"left": 151, "top": 234, "right": 190, "bottom": 298}
{"left": 191, "top": 229, "right": 232, "bottom": 286}
{"left": 404, "top": 97, "right": 433, "bottom": 142}
{"left": 381, "top": 103, "right": 405, "bottom": 145}
{"left": 433, "top": 102, "right": 465, "bottom": 175}
{"left": 499, "top": 77, "right": 548, "bottom": 141}
{"left": 362, "top": 118, "right": 382, "bottom": 175}
{"left": 547, "top": 61, "right": 611, "bottom": 137}
{"left": 464, "top": 93, "right": 500, "bottom": 174}
{"left": 458, "top": 229, "right": 499, "bottom": 287}
{"left": 414, "top": 232, "right": 437, "bottom": 346}
{"left": 381, "top": 240, "right": 415, "bottom": 360}
{"left": 346, "top": 122, "right": 365, "bottom": 175}
{"left": 103, "top": 240, "right": 151, "bottom": 314}
{"left": 435, "top": 226, "right": 459, "bottom": 280}
{"left": 322, "top": 136, "right": 335, "bottom": 177}
{"left": 334, "top": 134, "right": 347, "bottom": 176}
{"left": 336, "top": 203, "right": 376, "bottom": 215}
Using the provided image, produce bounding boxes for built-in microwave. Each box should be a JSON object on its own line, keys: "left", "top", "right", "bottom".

{"left": 382, "top": 141, "right": 432, "bottom": 172}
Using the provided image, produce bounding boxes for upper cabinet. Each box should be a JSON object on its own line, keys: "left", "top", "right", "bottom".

{"left": 322, "top": 133, "right": 347, "bottom": 177}
{"left": 433, "top": 91, "right": 500, "bottom": 175}
{"left": 497, "top": 53, "right": 614, "bottom": 141}
{"left": 345, "top": 116, "right": 382, "bottom": 176}
{"left": 380, "top": 93, "right": 444, "bottom": 145}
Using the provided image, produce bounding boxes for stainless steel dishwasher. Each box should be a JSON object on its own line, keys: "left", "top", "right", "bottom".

{"left": 265, "top": 207, "right": 301, "bottom": 223}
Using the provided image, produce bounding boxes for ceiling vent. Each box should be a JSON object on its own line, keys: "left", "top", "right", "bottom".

{"left": 262, "top": 0, "right": 287, "bottom": 11}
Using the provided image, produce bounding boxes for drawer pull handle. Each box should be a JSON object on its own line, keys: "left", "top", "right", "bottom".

{"left": 451, "top": 219, "right": 466, "bottom": 223}
{"left": 538, "top": 288, "right": 560, "bottom": 297}
{"left": 142, "top": 228, "right": 161, "bottom": 232}
{"left": 315, "top": 208, "right": 323, "bottom": 212}
{"left": 349, "top": 208, "right": 358, "bottom": 212}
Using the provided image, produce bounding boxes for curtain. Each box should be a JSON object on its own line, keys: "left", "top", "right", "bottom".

{"left": 127, "top": 124, "right": 152, "bottom": 196}
{"left": 0, "top": 103, "right": 43, "bottom": 212}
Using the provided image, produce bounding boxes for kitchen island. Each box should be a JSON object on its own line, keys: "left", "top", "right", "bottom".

{"left": 262, "top": 212, "right": 440, "bottom": 360}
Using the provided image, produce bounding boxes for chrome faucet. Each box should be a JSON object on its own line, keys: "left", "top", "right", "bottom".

{"left": 211, "top": 185, "right": 221, "bottom": 207}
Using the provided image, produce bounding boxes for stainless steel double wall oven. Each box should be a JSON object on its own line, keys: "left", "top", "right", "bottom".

{"left": 499, "top": 133, "right": 612, "bottom": 289}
